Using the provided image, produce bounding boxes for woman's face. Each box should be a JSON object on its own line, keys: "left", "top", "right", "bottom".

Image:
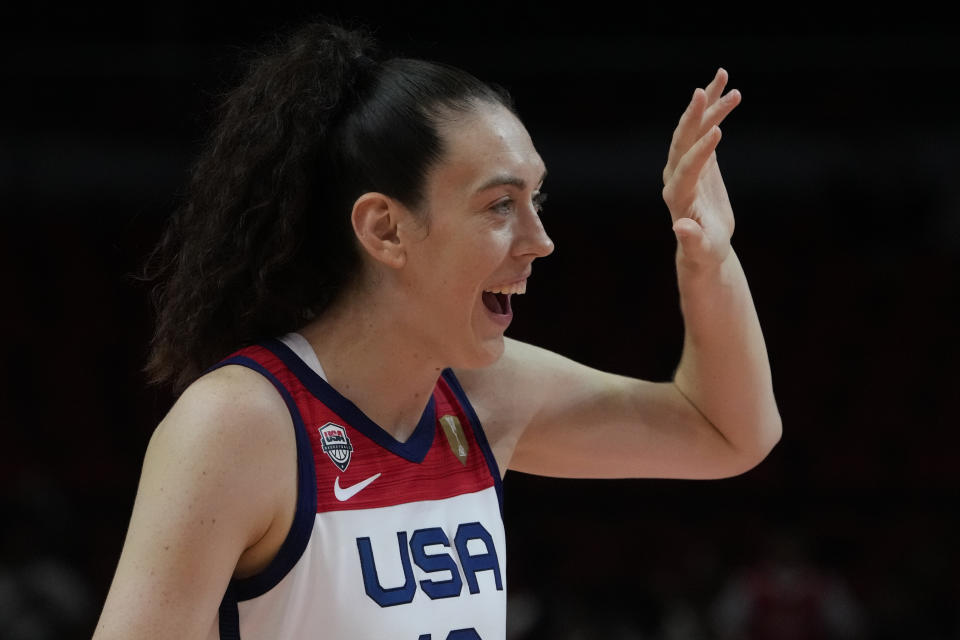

{"left": 396, "top": 101, "right": 554, "bottom": 369}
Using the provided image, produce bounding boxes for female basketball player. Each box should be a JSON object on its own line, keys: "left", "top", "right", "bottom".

{"left": 92, "top": 21, "right": 780, "bottom": 640}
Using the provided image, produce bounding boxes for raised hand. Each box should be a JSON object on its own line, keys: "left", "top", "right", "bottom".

{"left": 662, "top": 68, "right": 741, "bottom": 270}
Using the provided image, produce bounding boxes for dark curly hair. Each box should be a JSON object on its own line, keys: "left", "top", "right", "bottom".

{"left": 143, "top": 21, "right": 514, "bottom": 393}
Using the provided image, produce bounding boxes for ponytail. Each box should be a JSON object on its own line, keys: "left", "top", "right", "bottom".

{"left": 144, "top": 21, "right": 514, "bottom": 394}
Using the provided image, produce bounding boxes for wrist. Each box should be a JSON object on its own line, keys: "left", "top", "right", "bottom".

{"left": 676, "top": 246, "right": 736, "bottom": 282}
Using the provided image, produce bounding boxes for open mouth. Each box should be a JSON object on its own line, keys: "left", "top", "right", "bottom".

{"left": 482, "top": 279, "right": 526, "bottom": 316}
{"left": 482, "top": 291, "right": 511, "bottom": 315}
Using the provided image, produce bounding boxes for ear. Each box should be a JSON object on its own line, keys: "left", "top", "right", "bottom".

{"left": 351, "top": 192, "right": 408, "bottom": 269}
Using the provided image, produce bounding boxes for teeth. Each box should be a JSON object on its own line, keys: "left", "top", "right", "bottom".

{"left": 484, "top": 280, "right": 526, "bottom": 295}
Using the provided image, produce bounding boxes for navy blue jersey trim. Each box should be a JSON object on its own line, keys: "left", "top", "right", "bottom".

{"left": 217, "top": 583, "right": 240, "bottom": 640}
{"left": 441, "top": 369, "right": 504, "bottom": 516}
{"left": 261, "top": 338, "right": 436, "bottom": 464}
{"left": 207, "top": 355, "right": 318, "bottom": 603}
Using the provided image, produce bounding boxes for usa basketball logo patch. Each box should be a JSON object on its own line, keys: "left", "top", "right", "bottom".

{"left": 318, "top": 422, "right": 354, "bottom": 471}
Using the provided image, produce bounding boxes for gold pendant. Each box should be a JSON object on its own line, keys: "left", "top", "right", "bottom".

{"left": 439, "top": 414, "right": 468, "bottom": 465}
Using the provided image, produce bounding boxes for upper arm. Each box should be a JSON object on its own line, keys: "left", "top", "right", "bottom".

{"left": 458, "top": 338, "right": 763, "bottom": 480}
{"left": 93, "top": 366, "right": 296, "bottom": 640}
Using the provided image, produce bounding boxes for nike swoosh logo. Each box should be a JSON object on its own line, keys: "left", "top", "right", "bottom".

{"left": 334, "top": 473, "right": 382, "bottom": 502}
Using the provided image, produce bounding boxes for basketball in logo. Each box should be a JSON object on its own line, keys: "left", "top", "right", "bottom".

{"left": 318, "top": 422, "right": 354, "bottom": 471}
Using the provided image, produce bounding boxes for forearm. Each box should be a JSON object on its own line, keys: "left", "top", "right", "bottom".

{"left": 672, "top": 248, "right": 781, "bottom": 464}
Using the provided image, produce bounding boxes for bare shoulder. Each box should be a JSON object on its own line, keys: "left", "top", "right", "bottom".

{"left": 452, "top": 338, "right": 568, "bottom": 473}
{"left": 151, "top": 364, "right": 298, "bottom": 570}
{"left": 159, "top": 363, "right": 292, "bottom": 450}
{"left": 451, "top": 338, "right": 670, "bottom": 478}
{"left": 93, "top": 365, "right": 296, "bottom": 639}
{"left": 455, "top": 337, "right": 607, "bottom": 409}
{"left": 149, "top": 364, "right": 296, "bottom": 511}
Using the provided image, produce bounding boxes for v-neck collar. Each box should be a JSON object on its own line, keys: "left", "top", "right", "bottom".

{"left": 262, "top": 338, "right": 436, "bottom": 464}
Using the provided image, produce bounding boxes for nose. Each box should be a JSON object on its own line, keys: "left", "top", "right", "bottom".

{"left": 515, "top": 208, "right": 555, "bottom": 259}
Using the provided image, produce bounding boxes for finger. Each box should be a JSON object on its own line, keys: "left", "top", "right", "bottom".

{"left": 701, "top": 88, "right": 741, "bottom": 133}
{"left": 665, "top": 126, "right": 722, "bottom": 202}
{"left": 669, "top": 88, "right": 706, "bottom": 156}
{"left": 665, "top": 88, "right": 707, "bottom": 179}
{"left": 703, "top": 68, "right": 728, "bottom": 106}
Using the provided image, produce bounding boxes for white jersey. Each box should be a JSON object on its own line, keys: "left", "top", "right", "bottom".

{"left": 207, "top": 337, "right": 506, "bottom": 640}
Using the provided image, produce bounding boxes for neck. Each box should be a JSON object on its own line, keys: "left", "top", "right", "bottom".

{"left": 298, "top": 289, "right": 445, "bottom": 443}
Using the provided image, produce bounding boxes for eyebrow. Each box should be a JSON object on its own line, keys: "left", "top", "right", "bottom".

{"left": 474, "top": 169, "right": 548, "bottom": 194}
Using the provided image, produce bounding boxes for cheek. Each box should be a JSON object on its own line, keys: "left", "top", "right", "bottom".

{"left": 419, "top": 221, "right": 510, "bottom": 303}
{"left": 439, "top": 235, "right": 498, "bottom": 284}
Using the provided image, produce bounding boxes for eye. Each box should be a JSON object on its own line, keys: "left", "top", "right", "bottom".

{"left": 489, "top": 192, "right": 548, "bottom": 216}
{"left": 490, "top": 198, "right": 515, "bottom": 215}
{"left": 533, "top": 191, "right": 548, "bottom": 213}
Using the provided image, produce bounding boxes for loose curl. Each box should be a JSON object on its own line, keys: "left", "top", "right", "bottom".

{"left": 143, "top": 21, "right": 514, "bottom": 393}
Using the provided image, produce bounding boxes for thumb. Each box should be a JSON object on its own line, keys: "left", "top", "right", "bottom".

{"left": 672, "top": 217, "right": 706, "bottom": 251}
{"left": 673, "top": 217, "right": 716, "bottom": 264}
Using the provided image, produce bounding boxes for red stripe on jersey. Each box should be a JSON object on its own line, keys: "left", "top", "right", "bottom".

{"left": 231, "top": 344, "right": 496, "bottom": 513}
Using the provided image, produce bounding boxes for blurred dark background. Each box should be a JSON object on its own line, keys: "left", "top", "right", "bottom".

{"left": 1, "top": 2, "right": 957, "bottom": 639}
